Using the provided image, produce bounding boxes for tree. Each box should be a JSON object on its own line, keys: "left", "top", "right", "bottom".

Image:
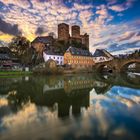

{"left": 70, "top": 40, "right": 87, "bottom": 50}
{"left": 53, "top": 40, "right": 69, "bottom": 54}
{"left": 8, "top": 36, "right": 33, "bottom": 65}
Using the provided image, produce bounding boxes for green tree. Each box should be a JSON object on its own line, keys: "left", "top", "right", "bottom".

{"left": 70, "top": 40, "right": 87, "bottom": 50}
{"left": 9, "top": 36, "right": 33, "bottom": 65}
{"left": 53, "top": 40, "right": 69, "bottom": 54}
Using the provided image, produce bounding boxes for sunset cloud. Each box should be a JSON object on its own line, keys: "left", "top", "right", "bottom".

{"left": 108, "top": 0, "right": 135, "bottom": 12}
{"left": 0, "top": 18, "right": 21, "bottom": 36}
{"left": 117, "top": 31, "right": 136, "bottom": 42}
{"left": 0, "top": 0, "right": 139, "bottom": 54}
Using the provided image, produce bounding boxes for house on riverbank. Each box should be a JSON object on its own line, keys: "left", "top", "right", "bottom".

{"left": 93, "top": 49, "right": 114, "bottom": 63}
{"left": 43, "top": 50, "right": 64, "bottom": 66}
{"left": 32, "top": 36, "right": 54, "bottom": 53}
{"left": 0, "top": 47, "right": 19, "bottom": 70}
{"left": 64, "top": 47, "right": 94, "bottom": 70}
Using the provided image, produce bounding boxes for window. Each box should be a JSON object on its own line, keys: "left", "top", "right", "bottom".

{"left": 54, "top": 57, "right": 55, "bottom": 59}
{"left": 57, "top": 57, "right": 59, "bottom": 59}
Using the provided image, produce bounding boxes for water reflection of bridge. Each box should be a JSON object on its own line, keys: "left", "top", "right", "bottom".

{"left": 94, "top": 73, "right": 140, "bottom": 90}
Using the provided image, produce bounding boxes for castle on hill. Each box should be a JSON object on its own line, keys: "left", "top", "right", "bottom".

{"left": 58, "top": 23, "right": 89, "bottom": 50}
{"left": 32, "top": 23, "right": 89, "bottom": 53}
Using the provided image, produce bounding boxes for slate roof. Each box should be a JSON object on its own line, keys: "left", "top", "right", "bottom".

{"left": 0, "top": 47, "right": 11, "bottom": 54}
{"left": 32, "top": 36, "right": 53, "bottom": 44}
{"left": 44, "top": 50, "right": 63, "bottom": 56}
{"left": 93, "top": 49, "right": 113, "bottom": 58}
{"left": 0, "top": 47, "right": 18, "bottom": 60}
{"left": 66, "top": 47, "right": 92, "bottom": 57}
{"left": 0, "top": 54, "right": 11, "bottom": 60}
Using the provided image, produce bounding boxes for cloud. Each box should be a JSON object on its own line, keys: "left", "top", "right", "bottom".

{"left": 0, "top": 18, "right": 21, "bottom": 36}
{"left": 94, "top": 39, "right": 112, "bottom": 47}
{"left": 117, "top": 13, "right": 123, "bottom": 17}
{"left": 107, "top": 41, "right": 139, "bottom": 52}
{"left": 90, "top": 18, "right": 140, "bottom": 54}
{"left": 35, "top": 27, "right": 45, "bottom": 35}
{"left": 117, "top": 32, "right": 136, "bottom": 42}
{"left": 108, "top": 0, "right": 135, "bottom": 12}
{"left": 136, "top": 31, "right": 140, "bottom": 36}
{"left": 0, "top": 0, "right": 139, "bottom": 54}
{"left": 73, "top": 3, "right": 93, "bottom": 11}
{"left": 94, "top": 4, "right": 114, "bottom": 28}
{"left": 0, "top": 0, "right": 94, "bottom": 41}
{"left": 109, "top": 5, "right": 126, "bottom": 12}
{"left": 107, "top": 0, "right": 117, "bottom": 5}
{"left": 0, "top": 33, "right": 14, "bottom": 43}
{"left": 0, "top": 0, "right": 31, "bottom": 9}
{"left": 106, "top": 40, "right": 140, "bottom": 55}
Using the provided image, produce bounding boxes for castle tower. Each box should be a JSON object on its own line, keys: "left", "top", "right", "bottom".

{"left": 58, "top": 23, "right": 69, "bottom": 41}
{"left": 81, "top": 33, "right": 89, "bottom": 50}
{"left": 71, "top": 25, "right": 80, "bottom": 38}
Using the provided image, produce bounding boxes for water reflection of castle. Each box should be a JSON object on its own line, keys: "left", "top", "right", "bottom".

{"left": 2, "top": 75, "right": 109, "bottom": 118}
{"left": 41, "top": 75, "right": 109, "bottom": 117}
{"left": 38, "top": 90, "right": 89, "bottom": 118}
{"left": 40, "top": 77, "right": 93, "bottom": 117}
{"left": 43, "top": 75, "right": 108, "bottom": 94}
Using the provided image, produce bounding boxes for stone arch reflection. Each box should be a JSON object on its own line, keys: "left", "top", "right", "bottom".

{"left": 96, "top": 64, "right": 114, "bottom": 73}
{"left": 120, "top": 72, "right": 140, "bottom": 88}
{"left": 121, "top": 61, "right": 140, "bottom": 72}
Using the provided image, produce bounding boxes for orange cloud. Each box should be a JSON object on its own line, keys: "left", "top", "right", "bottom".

{"left": 0, "top": 34, "right": 14, "bottom": 43}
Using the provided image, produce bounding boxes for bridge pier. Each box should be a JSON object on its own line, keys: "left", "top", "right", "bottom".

{"left": 113, "top": 67, "right": 121, "bottom": 73}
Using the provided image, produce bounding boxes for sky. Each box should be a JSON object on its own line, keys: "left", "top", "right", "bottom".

{"left": 0, "top": 0, "right": 140, "bottom": 54}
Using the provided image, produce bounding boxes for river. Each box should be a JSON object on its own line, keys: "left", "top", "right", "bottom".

{"left": 0, "top": 73, "right": 140, "bottom": 140}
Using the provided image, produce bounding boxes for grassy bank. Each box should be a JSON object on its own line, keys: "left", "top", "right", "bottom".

{"left": 0, "top": 71, "right": 32, "bottom": 77}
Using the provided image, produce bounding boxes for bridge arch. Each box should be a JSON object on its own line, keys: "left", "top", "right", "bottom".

{"left": 94, "top": 58, "right": 140, "bottom": 73}
{"left": 120, "top": 59, "right": 140, "bottom": 72}
{"left": 95, "top": 63, "right": 115, "bottom": 73}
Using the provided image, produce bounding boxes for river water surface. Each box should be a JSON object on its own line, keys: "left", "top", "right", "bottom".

{"left": 0, "top": 73, "right": 140, "bottom": 140}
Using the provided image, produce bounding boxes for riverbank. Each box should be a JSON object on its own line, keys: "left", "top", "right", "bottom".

{"left": 0, "top": 71, "right": 32, "bottom": 77}
{"left": 33, "top": 67, "right": 93, "bottom": 75}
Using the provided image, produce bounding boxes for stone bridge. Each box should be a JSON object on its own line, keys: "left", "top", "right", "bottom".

{"left": 93, "top": 58, "right": 140, "bottom": 73}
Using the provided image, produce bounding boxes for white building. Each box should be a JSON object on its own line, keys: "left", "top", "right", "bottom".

{"left": 93, "top": 49, "right": 114, "bottom": 63}
{"left": 43, "top": 80, "right": 64, "bottom": 93}
{"left": 43, "top": 51, "right": 64, "bottom": 65}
